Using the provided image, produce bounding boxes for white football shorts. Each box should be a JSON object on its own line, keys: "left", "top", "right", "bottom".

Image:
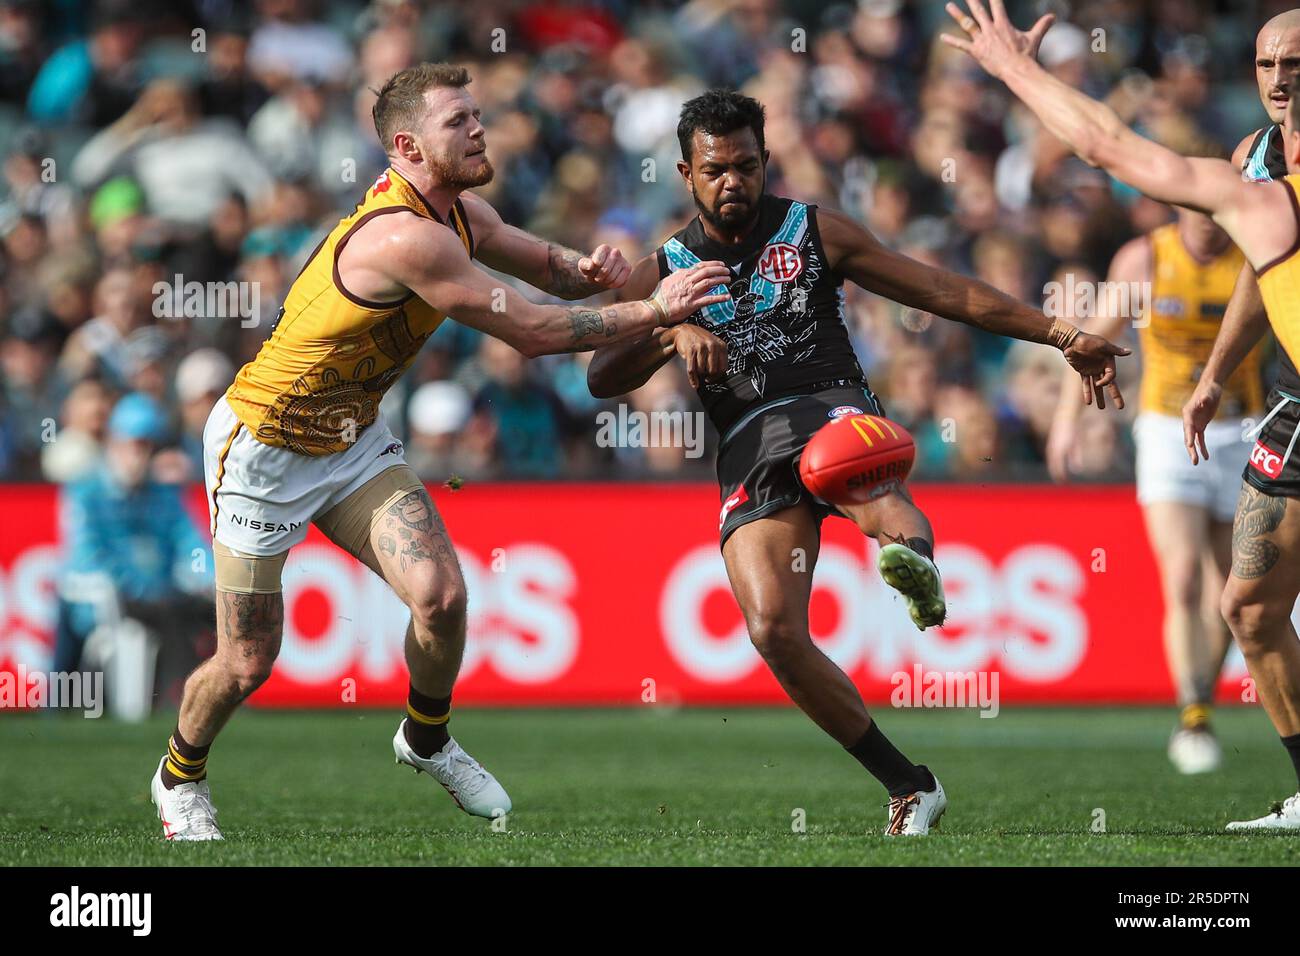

{"left": 1133, "top": 411, "right": 1247, "bottom": 522}
{"left": 203, "top": 396, "right": 409, "bottom": 556}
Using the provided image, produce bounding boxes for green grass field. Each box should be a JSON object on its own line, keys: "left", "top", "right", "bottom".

{"left": 1, "top": 706, "right": 1299, "bottom": 866}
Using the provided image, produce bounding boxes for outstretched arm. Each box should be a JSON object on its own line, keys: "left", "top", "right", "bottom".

{"left": 459, "top": 192, "right": 631, "bottom": 299}
{"left": 941, "top": 0, "right": 1288, "bottom": 268}
{"left": 384, "top": 216, "right": 730, "bottom": 357}
{"left": 817, "top": 207, "right": 1130, "bottom": 407}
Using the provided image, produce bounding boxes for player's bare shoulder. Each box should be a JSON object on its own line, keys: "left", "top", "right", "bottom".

{"left": 455, "top": 190, "right": 505, "bottom": 240}
{"left": 338, "top": 207, "right": 470, "bottom": 301}
{"left": 811, "top": 207, "right": 883, "bottom": 271}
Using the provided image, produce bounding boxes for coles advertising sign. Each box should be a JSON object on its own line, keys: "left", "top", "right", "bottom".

{"left": 0, "top": 483, "right": 1248, "bottom": 706}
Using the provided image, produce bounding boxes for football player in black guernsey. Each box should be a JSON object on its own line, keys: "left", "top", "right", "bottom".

{"left": 588, "top": 88, "right": 1129, "bottom": 836}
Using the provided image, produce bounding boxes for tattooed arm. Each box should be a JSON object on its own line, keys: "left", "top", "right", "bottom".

{"left": 459, "top": 192, "right": 630, "bottom": 299}
{"left": 386, "top": 214, "right": 731, "bottom": 357}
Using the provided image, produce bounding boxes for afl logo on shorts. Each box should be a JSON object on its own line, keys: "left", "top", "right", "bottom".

{"left": 1250, "top": 440, "right": 1284, "bottom": 479}
{"left": 828, "top": 405, "right": 864, "bottom": 419}
{"left": 756, "top": 243, "right": 804, "bottom": 283}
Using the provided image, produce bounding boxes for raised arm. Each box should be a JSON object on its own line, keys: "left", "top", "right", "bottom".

{"left": 941, "top": 1, "right": 1289, "bottom": 268}
{"left": 459, "top": 191, "right": 631, "bottom": 300}
{"left": 817, "top": 207, "right": 1130, "bottom": 407}
{"left": 381, "top": 214, "right": 730, "bottom": 356}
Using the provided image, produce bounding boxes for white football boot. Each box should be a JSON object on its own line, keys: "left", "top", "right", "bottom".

{"left": 150, "top": 757, "right": 223, "bottom": 841}
{"left": 878, "top": 543, "right": 947, "bottom": 629}
{"left": 1226, "top": 792, "right": 1300, "bottom": 831}
{"left": 884, "top": 770, "right": 947, "bottom": 836}
{"left": 392, "top": 720, "right": 512, "bottom": 819}
{"left": 1168, "top": 726, "right": 1222, "bottom": 775}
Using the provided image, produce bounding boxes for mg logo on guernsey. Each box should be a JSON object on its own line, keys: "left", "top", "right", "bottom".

{"left": 755, "top": 242, "right": 803, "bottom": 283}
{"left": 1250, "top": 441, "right": 1283, "bottom": 478}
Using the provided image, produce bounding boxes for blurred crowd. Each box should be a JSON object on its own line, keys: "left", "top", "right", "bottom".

{"left": 0, "top": 0, "right": 1287, "bottom": 485}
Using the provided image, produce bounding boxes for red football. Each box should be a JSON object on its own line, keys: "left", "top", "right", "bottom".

{"left": 799, "top": 413, "right": 915, "bottom": 505}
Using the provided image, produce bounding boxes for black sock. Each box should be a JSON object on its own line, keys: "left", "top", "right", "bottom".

{"left": 1283, "top": 733, "right": 1300, "bottom": 790}
{"left": 905, "top": 536, "right": 933, "bottom": 561}
{"left": 847, "top": 721, "right": 934, "bottom": 797}
{"left": 404, "top": 686, "right": 451, "bottom": 758}
{"left": 160, "top": 726, "right": 210, "bottom": 791}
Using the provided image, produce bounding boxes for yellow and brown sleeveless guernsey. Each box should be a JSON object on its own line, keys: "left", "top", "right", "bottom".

{"left": 1139, "top": 223, "right": 1264, "bottom": 418}
{"left": 1257, "top": 174, "right": 1300, "bottom": 373}
{"left": 225, "top": 168, "right": 474, "bottom": 455}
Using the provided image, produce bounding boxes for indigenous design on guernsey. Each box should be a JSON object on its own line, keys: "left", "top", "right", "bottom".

{"left": 1242, "top": 124, "right": 1300, "bottom": 396}
{"left": 1139, "top": 223, "right": 1263, "bottom": 418}
{"left": 656, "top": 194, "right": 865, "bottom": 437}
{"left": 225, "top": 168, "right": 473, "bottom": 455}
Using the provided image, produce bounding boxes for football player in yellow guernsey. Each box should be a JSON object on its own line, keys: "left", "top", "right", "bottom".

{"left": 149, "top": 63, "right": 733, "bottom": 840}
{"left": 945, "top": 0, "right": 1300, "bottom": 830}
{"left": 1048, "top": 204, "right": 1268, "bottom": 775}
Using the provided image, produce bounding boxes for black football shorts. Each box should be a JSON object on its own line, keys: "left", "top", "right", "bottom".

{"left": 715, "top": 382, "right": 885, "bottom": 548}
{"left": 1243, "top": 387, "right": 1300, "bottom": 498}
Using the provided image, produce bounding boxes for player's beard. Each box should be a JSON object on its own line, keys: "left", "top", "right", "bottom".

{"left": 695, "top": 185, "right": 761, "bottom": 235}
{"left": 428, "top": 149, "right": 495, "bottom": 189}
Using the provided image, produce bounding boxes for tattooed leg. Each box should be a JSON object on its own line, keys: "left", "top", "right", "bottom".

{"left": 1231, "top": 484, "right": 1285, "bottom": 579}
{"left": 177, "top": 589, "right": 284, "bottom": 746}
{"left": 1222, "top": 482, "right": 1300, "bottom": 736}
{"left": 370, "top": 488, "right": 468, "bottom": 696}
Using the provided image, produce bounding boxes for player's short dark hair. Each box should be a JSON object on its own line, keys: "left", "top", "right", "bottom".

{"left": 677, "top": 89, "right": 766, "bottom": 164}
{"left": 372, "top": 63, "right": 471, "bottom": 152}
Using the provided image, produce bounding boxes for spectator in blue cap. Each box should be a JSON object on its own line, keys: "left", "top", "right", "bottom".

{"left": 52, "top": 392, "right": 215, "bottom": 708}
